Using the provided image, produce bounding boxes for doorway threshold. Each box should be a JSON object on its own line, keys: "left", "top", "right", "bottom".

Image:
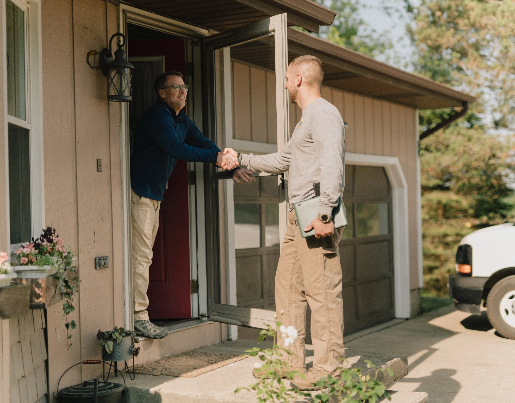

{"left": 151, "top": 318, "right": 209, "bottom": 334}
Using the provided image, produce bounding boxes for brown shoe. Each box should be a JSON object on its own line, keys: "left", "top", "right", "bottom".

{"left": 252, "top": 364, "right": 306, "bottom": 379}
{"left": 290, "top": 367, "right": 330, "bottom": 390}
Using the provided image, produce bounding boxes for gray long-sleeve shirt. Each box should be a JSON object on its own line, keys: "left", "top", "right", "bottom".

{"left": 240, "top": 98, "right": 345, "bottom": 216}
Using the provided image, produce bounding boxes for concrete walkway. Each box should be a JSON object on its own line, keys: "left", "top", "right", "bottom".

{"left": 121, "top": 305, "right": 515, "bottom": 402}
{"left": 346, "top": 305, "right": 515, "bottom": 403}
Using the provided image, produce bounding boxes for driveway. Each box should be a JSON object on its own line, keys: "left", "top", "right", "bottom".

{"left": 346, "top": 304, "right": 515, "bottom": 402}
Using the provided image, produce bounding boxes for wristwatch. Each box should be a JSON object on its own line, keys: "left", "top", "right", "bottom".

{"left": 317, "top": 213, "right": 333, "bottom": 223}
{"left": 237, "top": 152, "right": 242, "bottom": 165}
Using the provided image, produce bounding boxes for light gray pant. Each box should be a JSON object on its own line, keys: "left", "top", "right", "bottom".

{"left": 131, "top": 189, "right": 161, "bottom": 321}
{"left": 275, "top": 209, "right": 345, "bottom": 373}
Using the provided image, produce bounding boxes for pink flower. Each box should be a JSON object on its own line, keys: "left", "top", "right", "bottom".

{"left": 0, "top": 252, "right": 7, "bottom": 264}
{"left": 20, "top": 257, "right": 28, "bottom": 264}
{"left": 29, "top": 256, "right": 36, "bottom": 262}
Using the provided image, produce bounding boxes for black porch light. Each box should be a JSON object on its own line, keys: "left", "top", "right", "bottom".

{"left": 99, "top": 33, "right": 133, "bottom": 102}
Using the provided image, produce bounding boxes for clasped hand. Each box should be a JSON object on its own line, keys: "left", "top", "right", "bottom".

{"left": 216, "top": 150, "right": 238, "bottom": 170}
{"left": 216, "top": 148, "right": 254, "bottom": 184}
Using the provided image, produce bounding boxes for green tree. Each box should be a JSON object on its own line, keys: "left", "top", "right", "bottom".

{"left": 313, "top": 0, "right": 393, "bottom": 58}
{"left": 406, "top": 0, "right": 515, "bottom": 294}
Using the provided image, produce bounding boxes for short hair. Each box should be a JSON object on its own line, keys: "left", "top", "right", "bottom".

{"left": 154, "top": 71, "right": 184, "bottom": 98}
{"left": 289, "top": 55, "right": 324, "bottom": 88}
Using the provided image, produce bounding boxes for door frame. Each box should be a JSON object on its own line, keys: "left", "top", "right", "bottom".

{"left": 118, "top": 4, "right": 209, "bottom": 330}
{"left": 201, "top": 14, "right": 290, "bottom": 330}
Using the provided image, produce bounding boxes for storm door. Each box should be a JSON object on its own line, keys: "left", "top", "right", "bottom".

{"left": 202, "top": 14, "right": 290, "bottom": 329}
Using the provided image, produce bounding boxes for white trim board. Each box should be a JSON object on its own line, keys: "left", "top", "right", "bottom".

{"left": 346, "top": 152, "right": 411, "bottom": 319}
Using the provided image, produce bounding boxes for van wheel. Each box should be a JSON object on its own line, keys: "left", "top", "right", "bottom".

{"left": 487, "top": 276, "right": 515, "bottom": 339}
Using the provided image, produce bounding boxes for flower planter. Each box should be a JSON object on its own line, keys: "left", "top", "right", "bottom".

{"left": 102, "top": 335, "right": 135, "bottom": 362}
{"left": 13, "top": 265, "right": 57, "bottom": 279}
{"left": 13, "top": 267, "right": 63, "bottom": 309}
{"left": 0, "top": 272, "right": 17, "bottom": 288}
{"left": 0, "top": 282, "right": 30, "bottom": 319}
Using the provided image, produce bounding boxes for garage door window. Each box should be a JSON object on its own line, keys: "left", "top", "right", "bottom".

{"left": 356, "top": 202, "right": 389, "bottom": 237}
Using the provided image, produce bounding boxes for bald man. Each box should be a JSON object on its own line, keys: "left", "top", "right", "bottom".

{"left": 224, "top": 55, "right": 346, "bottom": 389}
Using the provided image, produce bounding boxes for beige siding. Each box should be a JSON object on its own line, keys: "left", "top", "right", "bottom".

{"left": 231, "top": 61, "right": 421, "bottom": 292}
{"left": 41, "top": 0, "right": 124, "bottom": 391}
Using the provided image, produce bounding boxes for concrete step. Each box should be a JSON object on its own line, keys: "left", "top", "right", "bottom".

{"left": 122, "top": 340, "right": 411, "bottom": 403}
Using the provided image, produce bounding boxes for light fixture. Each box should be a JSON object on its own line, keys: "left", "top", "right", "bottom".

{"left": 87, "top": 33, "right": 133, "bottom": 102}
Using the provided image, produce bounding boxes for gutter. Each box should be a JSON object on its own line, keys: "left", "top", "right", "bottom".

{"left": 420, "top": 101, "right": 469, "bottom": 141}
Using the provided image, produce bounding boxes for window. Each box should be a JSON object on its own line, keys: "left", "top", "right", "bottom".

{"left": 5, "top": 0, "right": 43, "bottom": 248}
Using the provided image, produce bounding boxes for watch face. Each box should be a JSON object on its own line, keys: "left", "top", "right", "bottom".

{"left": 321, "top": 214, "right": 329, "bottom": 222}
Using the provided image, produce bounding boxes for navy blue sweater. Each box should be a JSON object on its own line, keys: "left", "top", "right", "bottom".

{"left": 131, "top": 100, "right": 220, "bottom": 201}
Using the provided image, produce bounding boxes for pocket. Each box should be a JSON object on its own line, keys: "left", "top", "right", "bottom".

{"left": 131, "top": 189, "right": 143, "bottom": 205}
{"left": 321, "top": 227, "right": 344, "bottom": 254}
{"left": 305, "top": 227, "right": 343, "bottom": 254}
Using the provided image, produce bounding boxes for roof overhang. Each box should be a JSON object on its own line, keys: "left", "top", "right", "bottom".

{"left": 287, "top": 29, "right": 474, "bottom": 109}
{"left": 122, "top": 0, "right": 336, "bottom": 33}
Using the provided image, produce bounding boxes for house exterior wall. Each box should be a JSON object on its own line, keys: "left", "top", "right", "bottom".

{"left": 231, "top": 62, "right": 421, "bottom": 311}
{"left": 38, "top": 0, "right": 126, "bottom": 393}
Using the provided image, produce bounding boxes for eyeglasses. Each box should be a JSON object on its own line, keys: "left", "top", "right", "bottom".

{"left": 161, "top": 84, "right": 189, "bottom": 92}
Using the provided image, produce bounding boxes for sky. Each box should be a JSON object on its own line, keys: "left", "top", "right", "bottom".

{"left": 353, "top": 0, "right": 418, "bottom": 71}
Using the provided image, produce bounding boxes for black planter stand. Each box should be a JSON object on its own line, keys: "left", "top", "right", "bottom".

{"left": 102, "top": 336, "right": 136, "bottom": 381}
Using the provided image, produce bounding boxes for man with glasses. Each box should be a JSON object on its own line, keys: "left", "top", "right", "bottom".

{"left": 130, "top": 71, "right": 252, "bottom": 339}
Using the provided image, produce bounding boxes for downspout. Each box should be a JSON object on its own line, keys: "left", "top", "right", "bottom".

{"left": 419, "top": 101, "right": 469, "bottom": 141}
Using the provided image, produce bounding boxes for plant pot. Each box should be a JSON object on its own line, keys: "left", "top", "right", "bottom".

{"left": 14, "top": 274, "right": 63, "bottom": 309}
{"left": 102, "top": 336, "right": 135, "bottom": 362}
{"left": 0, "top": 272, "right": 17, "bottom": 288}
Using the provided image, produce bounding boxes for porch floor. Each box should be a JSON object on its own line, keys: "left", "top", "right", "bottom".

{"left": 113, "top": 319, "right": 419, "bottom": 402}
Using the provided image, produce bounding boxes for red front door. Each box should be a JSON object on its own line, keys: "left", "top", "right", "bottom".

{"left": 129, "top": 34, "right": 192, "bottom": 319}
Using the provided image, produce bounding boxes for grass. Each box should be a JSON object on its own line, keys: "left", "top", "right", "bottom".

{"left": 420, "top": 290, "right": 453, "bottom": 314}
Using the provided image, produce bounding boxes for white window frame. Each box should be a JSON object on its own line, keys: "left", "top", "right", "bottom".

{"left": 3, "top": 0, "right": 44, "bottom": 252}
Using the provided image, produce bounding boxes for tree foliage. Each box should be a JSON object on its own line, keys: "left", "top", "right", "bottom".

{"left": 406, "top": 0, "right": 515, "bottom": 294}
{"left": 313, "top": 0, "right": 393, "bottom": 59}
{"left": 407, "top": 0, "right": 515, "bottom": 129}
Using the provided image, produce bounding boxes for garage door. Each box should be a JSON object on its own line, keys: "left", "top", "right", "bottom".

{"left": 233, "top": 165, "right": 394, "bottom": 336}
{"left": 339, "top": 165, "right": 394, "bottom": 334}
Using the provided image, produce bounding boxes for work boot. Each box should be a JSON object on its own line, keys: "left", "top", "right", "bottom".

{"left": 290, "top": 367, "right": 331, "bottom": 390}
{"left": 252, "top": 364, "right": 305, "bottom": 379}
{"left": 134, "top": 320, "right": 168, "bottom": 339}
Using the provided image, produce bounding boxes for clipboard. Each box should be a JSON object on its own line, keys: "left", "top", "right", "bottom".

{"left": 293, "top": 196, "right": 348, "bottom": 238}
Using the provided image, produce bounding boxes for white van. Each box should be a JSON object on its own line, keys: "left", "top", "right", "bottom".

{"left": 448, "top": 223, "right": 515, "bottom": 339}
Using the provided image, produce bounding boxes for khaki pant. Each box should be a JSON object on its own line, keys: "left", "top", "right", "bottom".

{"left": 131, "top": 189, "right": 161, "bottom": 321}
{"left": 276, "top": 209, "right": 345, "bottom": 373}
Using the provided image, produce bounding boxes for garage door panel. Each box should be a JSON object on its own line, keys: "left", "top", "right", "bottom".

{"left": 340, "top": 244, "right": 355, "bottom": 285}
{"left": 236, "top": 255, "right": 263, "bottom": 306}
{"left": 355, "top": 241, "right": 391, "bottom": 282}
{"left": 356, "top": 278, "right": 393, "bottom": 318}
{"left": 354, "top": 166, "right": 389, "bottom": 200}
{"left": 342, "top": 285, "right": 357, "bottom": 324}
{"left": 262, "top": 251, "right": 280, "bottom": 304}
{"left": 344, "top": 165, "right": 354, "bottom": 199}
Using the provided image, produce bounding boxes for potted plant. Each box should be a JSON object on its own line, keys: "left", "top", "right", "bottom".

{"left": 13, "top": 227, "right": 79, "bottom": 346}
{"left": 97, "top": 327, "right": 140, "bottom": 362}
{"left": 0, "top": 251, "right": 16, "bottom": 287}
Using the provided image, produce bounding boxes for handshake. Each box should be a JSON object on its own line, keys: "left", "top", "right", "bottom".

{"left": 216, "top": 148, "right": 239, "bottom": 170}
